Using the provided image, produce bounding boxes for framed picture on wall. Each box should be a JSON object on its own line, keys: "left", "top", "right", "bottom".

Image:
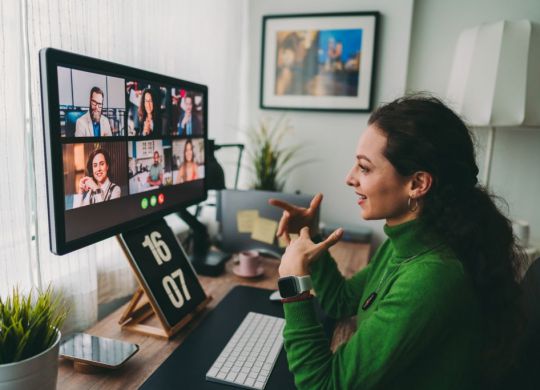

{"left": 260, "top": 12, "right": 380, "bottom": 113}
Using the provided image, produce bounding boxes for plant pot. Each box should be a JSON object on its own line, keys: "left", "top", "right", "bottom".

{"left": 0, "top": 329, "right": 61, "bottom": 390}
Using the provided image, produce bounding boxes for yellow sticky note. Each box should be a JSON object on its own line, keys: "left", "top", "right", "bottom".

{"left": 278, "top": 233, "right": 299, "bottom": 248}
{"left": 236, "top": 210, "right": 259, "bottom": 233}
{"left": 251, "top": 217, "right": 278, "bottom": 245}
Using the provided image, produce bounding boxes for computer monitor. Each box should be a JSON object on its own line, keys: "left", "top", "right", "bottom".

{"left": 216, "top": 190, "right": 318, "bottom": 258}
{"left": 40, "top": 48, "right": 209, "bottom": 255}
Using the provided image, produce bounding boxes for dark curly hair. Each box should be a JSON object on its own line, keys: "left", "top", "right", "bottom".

{"left": 368, "top": 94, "right": 524, "bottom": 385}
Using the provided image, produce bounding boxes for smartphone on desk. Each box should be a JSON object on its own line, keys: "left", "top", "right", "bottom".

{"left": 60, "top": 333, "right": 139, "bottom": 369}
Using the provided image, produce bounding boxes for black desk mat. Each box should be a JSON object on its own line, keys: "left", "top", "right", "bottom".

{"left": 140, "top": 285, "right": 296, "bottom": 389}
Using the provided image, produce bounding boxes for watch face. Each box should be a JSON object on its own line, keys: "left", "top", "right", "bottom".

{"left": 278, "top": 277, "right": 298, "bottom": 298}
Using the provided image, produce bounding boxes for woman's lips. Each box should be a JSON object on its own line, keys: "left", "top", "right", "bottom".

{"left": 356, "top": 193, "right": 367, "bottom": 206}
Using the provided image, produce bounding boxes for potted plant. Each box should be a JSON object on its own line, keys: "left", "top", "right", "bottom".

{"left": 246, "top": 116, "right": 311, "bottom": 191}
{"left": 0, "top": 286, "right": 67, "bottom": 390}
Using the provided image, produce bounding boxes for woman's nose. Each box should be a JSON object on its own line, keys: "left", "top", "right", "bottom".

{"left": 345, "top": 168, "right": 357, "bottom": 187}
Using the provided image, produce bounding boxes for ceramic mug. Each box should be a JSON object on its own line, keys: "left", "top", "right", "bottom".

{"left": 237, "top": 250, "right": 261, "bottom": 277}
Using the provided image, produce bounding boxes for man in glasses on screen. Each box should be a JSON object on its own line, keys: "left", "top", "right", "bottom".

{"left": 75, "top": 86, "right": 112, "bottom": 137}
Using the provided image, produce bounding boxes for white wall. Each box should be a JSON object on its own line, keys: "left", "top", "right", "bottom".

{"left": 246, "top": 0, "right": 414, "bottom": 245}
{"left": 407, "top": 0, "right": 540, "bottom": 247}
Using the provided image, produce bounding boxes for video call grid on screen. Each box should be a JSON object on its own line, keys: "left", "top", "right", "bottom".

{"left": 41, "top": 49, "right": 209, "bottom": 254}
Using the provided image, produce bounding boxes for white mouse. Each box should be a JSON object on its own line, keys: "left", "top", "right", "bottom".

{"left": 269, "top": 290, "right": 282, "bottom": 301}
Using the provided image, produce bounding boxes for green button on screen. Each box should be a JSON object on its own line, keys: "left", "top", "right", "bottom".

{"left": 141, "top": 198, "right": 149, "bottom": 210}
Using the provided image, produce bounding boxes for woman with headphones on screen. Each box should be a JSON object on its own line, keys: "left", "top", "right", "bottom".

{"left": 270, "top": 95, "right": 524, "bottom": 390}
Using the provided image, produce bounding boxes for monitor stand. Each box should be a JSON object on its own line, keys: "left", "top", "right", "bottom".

{"left": 178, "top": 208, "right": 231, "bottom": 276}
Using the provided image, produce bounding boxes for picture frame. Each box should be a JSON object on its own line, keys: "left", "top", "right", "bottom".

{"left": 260, "top": 12, "right": 380, "bottom": 113}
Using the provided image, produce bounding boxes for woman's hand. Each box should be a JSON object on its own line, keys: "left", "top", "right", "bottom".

{"left": 269, "top": 193, "right": 323, "bottom": 241}
{"left": 279, "top": 226, "right": 343, "bottom": 277}
{"left": 143, "top": 117, "right": 152, "bottom": 135}
{"left": 181, "top": 112, "right": 191, "bottom": 128}
{"left": 78, "top": 176, "right": 96, "bottom": 193}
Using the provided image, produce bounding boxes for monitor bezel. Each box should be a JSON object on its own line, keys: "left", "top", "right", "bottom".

{"left": 39, "top": 47, "right": 208, "bottom": 255}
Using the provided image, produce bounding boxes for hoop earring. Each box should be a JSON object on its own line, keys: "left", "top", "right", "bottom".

{"left": 408, "top": 197, "right": 419, "bottom": 212}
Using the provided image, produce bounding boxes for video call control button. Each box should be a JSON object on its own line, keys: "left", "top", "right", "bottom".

{"left": 141, "top": 198, "right": 149, "bottom": 210}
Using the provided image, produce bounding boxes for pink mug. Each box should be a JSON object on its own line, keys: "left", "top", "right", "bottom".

{"left": 237, "top": 250, "right": 261, "bottom": 277}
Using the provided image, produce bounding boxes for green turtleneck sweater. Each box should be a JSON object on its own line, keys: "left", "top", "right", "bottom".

{"left": 282, "top": 219, "right": 483, "bottom": 389}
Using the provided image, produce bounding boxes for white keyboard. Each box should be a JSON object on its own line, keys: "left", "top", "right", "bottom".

{"left": 205, "top": 312, "right": 285, "bottom": 389}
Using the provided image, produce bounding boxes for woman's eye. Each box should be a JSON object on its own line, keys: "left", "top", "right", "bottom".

{"left": 358, "top": 165, "right": 368, "bottom": 173}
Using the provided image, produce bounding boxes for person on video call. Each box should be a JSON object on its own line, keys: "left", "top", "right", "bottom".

{"left": 147, "top": 150, "right": 163, "bottom": 187}
{"left": 75, "top": 87, "right": 112, "bottom": 137}
{"left": 74, "top": 148, "right": 120, "bottom": 207}
{"left": 177, "top": 93, "right": 202, "bottom": 136}
{"left": 138, "top": 88, "right": 156, "bottom": 136}
{"left": 176, "top": 139, "right": 199, "bottom": 183}
{"left": 126, "top": 81, "right": 141, "bottom": 134}
{"left": 269, "top": 95, "right": 525, "bottom": 389}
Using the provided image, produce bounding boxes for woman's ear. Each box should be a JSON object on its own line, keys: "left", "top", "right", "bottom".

{"left": 409, "top": 171, "right": 433, "bottom": 198}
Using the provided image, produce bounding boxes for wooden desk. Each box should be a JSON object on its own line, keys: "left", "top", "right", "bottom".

{"left": 57, "top": 241, "right": 370, "bottom": 389}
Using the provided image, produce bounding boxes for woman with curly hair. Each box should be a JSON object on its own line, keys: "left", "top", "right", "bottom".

{"left": 138, "top": 88, "right": 156, "bottom": 136}
{"left": 271, "top": 95, "right": 524, "bottom": 389}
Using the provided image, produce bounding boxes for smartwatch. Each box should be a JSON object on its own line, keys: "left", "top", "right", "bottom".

{"left": 277, "top": 275, "right": 313, "bottom": 299}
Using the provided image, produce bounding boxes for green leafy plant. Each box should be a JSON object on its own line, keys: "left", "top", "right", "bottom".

{"left": 0, "top": 286, "right": 67, "bottom": 364}
{"left": 246, "top": 116, "right": 312, "bottom": 191}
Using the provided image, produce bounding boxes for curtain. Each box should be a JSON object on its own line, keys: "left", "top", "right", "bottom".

{"left": 0, "top": 0, "right": 35, "bottom": 298}
{"left": 0, "top": 0, "right": 248, "bottom": 333}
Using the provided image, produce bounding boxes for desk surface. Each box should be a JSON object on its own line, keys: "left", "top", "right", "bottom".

{"left": 57, "top": 241, "right": 370, "bottom": 390}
